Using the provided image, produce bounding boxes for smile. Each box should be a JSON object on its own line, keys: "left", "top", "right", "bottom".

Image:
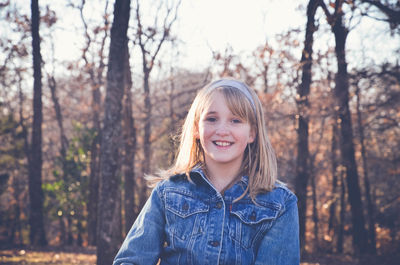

{"left": 213, "top": 141, "right": 233, "bottom": 147}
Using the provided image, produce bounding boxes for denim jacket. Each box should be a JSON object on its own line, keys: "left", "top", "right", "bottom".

{"left": 113, "top": 168, "right": 300, "bottom": 265}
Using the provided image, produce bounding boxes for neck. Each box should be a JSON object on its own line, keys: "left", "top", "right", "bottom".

{"left": 203, "top": 159, "right": 242, "bottom": 193}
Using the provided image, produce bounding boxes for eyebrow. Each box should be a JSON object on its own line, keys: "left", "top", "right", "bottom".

{"left": 204, "top": 111, "right": 242, "bottom": 118}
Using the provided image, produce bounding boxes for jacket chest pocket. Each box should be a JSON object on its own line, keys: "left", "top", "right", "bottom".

{"left": 229, "top": 201, "right": 281, "bottom": 249}
{"left": 165, "top": 191, "right": 209, "bottom": 242}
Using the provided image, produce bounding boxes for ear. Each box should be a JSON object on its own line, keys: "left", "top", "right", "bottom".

{"left": 248, "top": 128, "right": 256, "bottom": 144}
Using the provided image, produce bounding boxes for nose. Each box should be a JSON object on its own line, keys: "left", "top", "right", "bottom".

{"left": 215, "top": 121, "right": 229, "bottom": 136}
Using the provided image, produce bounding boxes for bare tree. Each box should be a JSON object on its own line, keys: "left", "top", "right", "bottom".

{"left": 328, "top": 118, "right": 340, "bottom": 251}
{"left": 353, "top": 73, "right": 377, "bottom": 253}
{"left": 294, "top": 0, "right": 319, "bottom": 252}
{"left": 47, "top": 75, "right": 73, "bottom": 245}
{"left": 359, "top": 0, "right": 400, "bottom": 32}
{"left": 320, "top": 0, "right": 369, "bottom": 254}
{"left": 122, "top": 40, "right": 137, "bottom": 235}
{"left": 97, "top": 0, "right": 130, "bottom": 264}
{"left": 28, "top": 0, "right": 47, "bottom": 246}
{"left": 133, "top": 0, "right": 181, "bottom": 207}
{"left": 75, "top": 0, "right": 111, "bottom": 246}
{"left": 253, "top": 41, "right": 274, "bottom": 93}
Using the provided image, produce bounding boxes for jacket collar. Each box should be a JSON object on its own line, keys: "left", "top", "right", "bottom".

{"left": 191, "top": 166, "right": 249, "bottom": 191}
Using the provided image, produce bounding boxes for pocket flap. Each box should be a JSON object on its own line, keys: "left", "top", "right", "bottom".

{"left": 231, "top": 202, "right": 281, "bottom": 224}
{"left": 165, "top": 191, "right": 209, "bottom": 218}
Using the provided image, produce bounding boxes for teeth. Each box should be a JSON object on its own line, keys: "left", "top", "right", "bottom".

{"left": 215, "top": 141, "right": 231, "bottom": 147}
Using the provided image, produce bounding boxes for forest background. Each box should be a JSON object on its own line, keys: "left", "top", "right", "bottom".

{"left": 0, "top": 0, "right": 399, "bottom": 264}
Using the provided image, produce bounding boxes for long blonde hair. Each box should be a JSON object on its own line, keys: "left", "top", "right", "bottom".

{"left": 148, "top": 78, "right": 278, "bottom": 199}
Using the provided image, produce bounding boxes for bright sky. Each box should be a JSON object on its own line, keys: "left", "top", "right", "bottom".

{"left": 174, "top": 0, "right": 304, "bottom": 69}
{"left": 175, "top": 0, "right": 399, "bottom": 72}
{"left": 41, "top": 0, "right": 305, "bottom": 71}
{"left": 7, "top": 0, "right": 399, "bottom": 73}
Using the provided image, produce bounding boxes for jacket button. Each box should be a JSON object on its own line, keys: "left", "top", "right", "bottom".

{"left": 182, "top": 202, "right": 189, "bottom": 211}
{"left": 209, "top": 241, "right": 220, "bottom": 247}
{"left": 216, "top": 202, "right": 222, "bottom": 209}
{"left": 250, "top": 211, "right": 256, "bottom": 221}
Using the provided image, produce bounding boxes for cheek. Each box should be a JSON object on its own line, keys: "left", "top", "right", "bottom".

{"left": 198, "top": 123, "right": 212, "bottom": 139}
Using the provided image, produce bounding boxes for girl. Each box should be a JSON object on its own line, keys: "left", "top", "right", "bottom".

{"left": 113, "top": 79, "right": 300, "bottom": 265}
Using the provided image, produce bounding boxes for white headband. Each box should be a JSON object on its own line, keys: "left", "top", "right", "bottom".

{"left": 207, "top": 79, "right": 256, "bottom": 112}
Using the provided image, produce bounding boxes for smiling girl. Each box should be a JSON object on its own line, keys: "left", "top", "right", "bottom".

{"left": 113, "top": 79, "right": 300, "bottom": 265}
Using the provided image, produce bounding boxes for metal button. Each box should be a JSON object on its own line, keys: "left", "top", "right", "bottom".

{"left": 182, "top": 202, "right": 189, "bottom": 211}
{"left": 250, "top": 211, "right": 256, "bottom": 221}
{"left": 210, "top": 241, "right": 220, "bottom": 247}
{"left": 216, "top": 202, "right": 223, "bottom": 209}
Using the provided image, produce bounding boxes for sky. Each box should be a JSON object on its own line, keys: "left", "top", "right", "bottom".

{"left": 40, "top": 0, "right": 305, "bottom": 71}
{"left": 5, "top": 0, "right": 400, "bottom": 73}
{"left": 175, "top": 0, "right": 305, "bottom": 68}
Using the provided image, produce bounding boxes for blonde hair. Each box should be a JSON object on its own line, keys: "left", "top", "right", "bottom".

{"left": 148, "top": 78, "right": 278, "bottom": 200}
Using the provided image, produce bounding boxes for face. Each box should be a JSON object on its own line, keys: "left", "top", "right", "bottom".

{"left": 197, "top": 91, "right": 255, "bottom": 170}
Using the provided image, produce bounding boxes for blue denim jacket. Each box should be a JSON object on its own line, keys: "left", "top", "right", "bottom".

{"left": 113, "top": 169, "right": 300, "bottom": 265}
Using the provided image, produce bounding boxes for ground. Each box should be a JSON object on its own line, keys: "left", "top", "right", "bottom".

{"left": 0, "top": 247, "right": 96, "bottom": 265}
{"left": 0, "top": 247, "right": 399, "bottom": 265}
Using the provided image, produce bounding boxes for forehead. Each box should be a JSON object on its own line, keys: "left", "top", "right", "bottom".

{"left": 200, "top": 89, "right": 250, "bottom": 119}
{"left": 204, "top": 91, "right": 226, "bottom": 109}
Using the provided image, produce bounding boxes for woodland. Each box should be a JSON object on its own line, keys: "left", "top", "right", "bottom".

{"left": 0, "top": 0, "right": 399, "bottom": 264}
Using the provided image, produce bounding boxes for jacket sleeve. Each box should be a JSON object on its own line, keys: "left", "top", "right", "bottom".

{"left": 254, "top": 192, "right": 300, "bottom": 265}
{"left": 113, "top": 184, "right": 165, "bottom": 265}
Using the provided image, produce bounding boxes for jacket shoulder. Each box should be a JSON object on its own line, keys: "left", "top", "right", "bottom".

{"left": 154, "top": 173, "right": 189, "bottom": 191}
{"left": 255, "top": 182, "right": 297, "bottom": 210}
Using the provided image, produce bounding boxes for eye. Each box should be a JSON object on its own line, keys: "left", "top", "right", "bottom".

{"left": 231, "top": 118, "right": 242, "bottom": 124}
{"left": 205, "top": 116, "right": 217, "bottom": 122}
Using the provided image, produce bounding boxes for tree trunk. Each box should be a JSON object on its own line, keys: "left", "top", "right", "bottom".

{"left": 355, "top": 85, "right": 376, "bottom": 253}
{"left": 168, "top": 73, "right": 176, "bottom": 165}
{"left": 17, "top": 73, "right": 28, "bottom": 246}
{"left": 28, "top": 0, "right": 47, "bottom": 246}
{"left": 337, "top": 168, "right": 345, "bottom": 253}
{"left": 309, "top": 155, "right": 319, "bottom": 251}
{"left": 67, "top": 215, "right": 73, "bottom": 245}
{"left": 332, "top": 12, "right": 368, "bottom": 254}
{"left": 77, "top": 218, "right": 83, "bottom": 246}
{"left": 48, "top": 76, "right": 69, "bottom": 156}
{"left": 88, "top": 130, "right": 100, "bottom": 246}
{"left": 96, "top": 0, "right": 130, "bottom": 264}
{"left": 80, "top": 0, "right": 109, "bottom": 246}
{"left": 48, "top": 75, "right": 71, "bottom": 246}
{"left": 80, "top": 0, "right": 108, "bottom": 246}
{"left": 294, "top": 0, "right": 319, "bottom": 252}
{"left": 328, "top": 121, "right": 339, "bottom": 251}
{"left": 134, "top": 0, "right": 181, "bottom": 209}
{"left": 140, "top": 70, "right": 151, "bottom": 208}
{"left": 122, "top": 41, "right": 136, "bottom": 235}
{"left": 59, "top": 215, "right": 66, "bottom": 245}
{"left": 88, "top": 84, "right": 102, "bottom": 246}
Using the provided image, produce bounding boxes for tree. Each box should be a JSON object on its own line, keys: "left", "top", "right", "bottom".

{"left": 28, "top": 0, "right": 47, "bottom": 246}
{"left": 48, "top": 75, "right": 73, "bottom": 245}
{"left": 0, "top": 112, "right": 26, "bottom": 245}
{"left": 294, "top": 0, "right": 320, "bottom": 252}
{"left": 359, "top": 0, "right": 400, "bottom": 32}
{"left": 320, "top": 0, "right": 369, "bottom": 254}
{"left": 133, "top": 0, "right": 181, "bottom": 207}
{"left": 75, "top": 0, "right": 111, "bottom": 246}
{"left": 353, "top": 72, "right": 377, "bottom": 253}
{"left": 122, "top": 40, "right": 136, "bottom": 235}
{"left": 96, "top": 0, "right": 130, "bottom": 264}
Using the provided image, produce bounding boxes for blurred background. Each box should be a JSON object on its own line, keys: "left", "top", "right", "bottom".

{"left": 0, "top": 0, "right": 399, "bottom": 264}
